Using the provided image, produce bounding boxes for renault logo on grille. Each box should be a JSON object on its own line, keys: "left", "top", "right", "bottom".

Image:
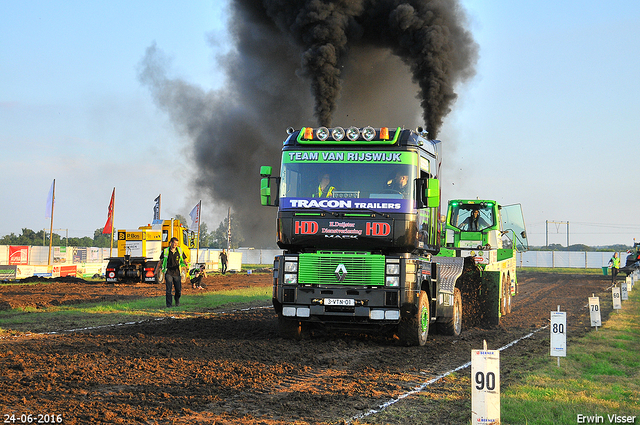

{"left": 335, "top": 264, "right": 348, "bottom": 282}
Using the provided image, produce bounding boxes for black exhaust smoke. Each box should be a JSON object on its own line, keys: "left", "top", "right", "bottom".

{"left": 138, "top": 0, "right": 477, "bottom": 247}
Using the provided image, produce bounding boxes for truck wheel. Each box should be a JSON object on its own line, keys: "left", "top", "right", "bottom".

{"left": 398, "top": 290, "right": 430, "bottom": 346}
{"left": 278, "top": 314, "right": 302, "bottom": 340}
{"left": 437, "top": 288, "right": 462, "bottom": 336}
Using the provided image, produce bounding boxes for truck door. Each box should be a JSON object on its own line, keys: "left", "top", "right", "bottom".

{"left": 500, "top": 204, "right": 529, "bottom": 251}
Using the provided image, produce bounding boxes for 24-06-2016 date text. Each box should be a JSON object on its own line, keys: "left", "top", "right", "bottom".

{"left": 3, "top": 414, "right": 63, "bottom": 424}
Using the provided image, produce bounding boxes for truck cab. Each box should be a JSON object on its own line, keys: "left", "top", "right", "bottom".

{"left": 439, "top": 200, "right": 528, "bottom": 323}
{"left": 260, "top": 126, "right": 468, "bottom": 346}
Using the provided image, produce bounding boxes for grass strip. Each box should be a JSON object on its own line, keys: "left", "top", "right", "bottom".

{"left": 0, "top": 286, "right": 271, "bottom": 335}
{"left": 502, "top": 288, "right": 640, "bottom": 424}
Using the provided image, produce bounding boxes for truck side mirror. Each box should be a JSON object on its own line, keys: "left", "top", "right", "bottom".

{"left": 260, "top": 166, "right": 272, "bottom": 177}
{"left": 426, "top": 178, "right": 440, "bottom": 208}
{"left": 259, "top": 165, "right": 279, "bottom": 207}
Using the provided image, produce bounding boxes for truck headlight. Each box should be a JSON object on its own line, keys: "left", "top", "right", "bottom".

{"left": 386, "top": 263, "right": 400, "bottom": 275}
{"left": 332, "top": 127, "right": 345, "bottom": 141}
{"left": 347, "top": 126, "right": 360, "bottom": 141}
{"left": 362, "top": 126, "right": 376, "bottom": 141}
{"left": 316, "top": 127, "right": 329, "bottom": 141}
{"left": 284, "top": 261, "right": 298, "bottom": 272}
{"left": 386, "top": 276, "right": 400, "bottom": 287}
{"left": 284, "top": 273, "right": 297, "bottom": 284}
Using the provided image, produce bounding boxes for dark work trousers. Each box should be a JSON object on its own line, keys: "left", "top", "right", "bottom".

{"left": 165, "top": 272, "right": 182, "bottom": 307}
{"left": 612, "top": 267, "right": 618, "bottom": 283}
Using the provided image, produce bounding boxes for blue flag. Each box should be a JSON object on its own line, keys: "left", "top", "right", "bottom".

{"left": 45, "top": 180, "right": 55, "bottom": 219}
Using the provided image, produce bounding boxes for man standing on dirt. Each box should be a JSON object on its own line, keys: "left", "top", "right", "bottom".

{"left": 158, "top": 237, "right": 187, "bottom": 307}
{"left": 609, "top": 252, "right": 620, "bottom": 283}
{"left": 220, "top": 250, "right": 228, "bottom": 274}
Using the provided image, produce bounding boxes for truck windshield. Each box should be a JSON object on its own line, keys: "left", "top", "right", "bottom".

{"left": 279, "top": 158, "right": 416, "bottom": 212}
{"left": 450, "top": 203, "right": 495, "bottom": 232}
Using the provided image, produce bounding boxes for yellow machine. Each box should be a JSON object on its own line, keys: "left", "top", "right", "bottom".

{"left": 106, "top": 219, "right": 196, "bottom": 284}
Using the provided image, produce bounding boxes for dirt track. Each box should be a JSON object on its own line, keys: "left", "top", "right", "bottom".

{"left": 0, "top": 271, "right": 615, "bottom": 424}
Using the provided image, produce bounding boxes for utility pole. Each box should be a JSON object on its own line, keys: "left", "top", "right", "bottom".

{"left": 546, "top": 220, "right": 570, "bottom": 247}
{"left": 227, "top": 207, "right": 231, "bottom": 251}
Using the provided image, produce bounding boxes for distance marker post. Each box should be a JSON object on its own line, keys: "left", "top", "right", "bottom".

{"left": 621, "top": 279, "right": 628, "bottom": 301}
{"left": 612, "top": 286, "right": 622, "bottom": 310}
{"left": 588, "top": 294, "right": 601, "bottom": 330}
{"left": 550, "top": 305, "right": 567, "bottom": 367}
{"left": 471, "top": 340, "right": 500, "bottom": 424}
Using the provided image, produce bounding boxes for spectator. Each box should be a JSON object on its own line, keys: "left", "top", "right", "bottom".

{"left": 157, "top": 237, "right": 187, "bottom": 307}
{"left": 220, "top": 250, "right": 228, "bottom": 275}
{"left": 190, "top": 264, "right": 205, "bottom": 289}
{"left": 609, "top": 252, "right": 620, "bottom": 283}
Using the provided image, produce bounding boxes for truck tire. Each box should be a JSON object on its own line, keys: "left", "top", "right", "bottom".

{"left": 398, "top": 290, "right": 430, "bottom": 346}
{"left": 437, "top": 288, "right": 462, "bottom": 336}
{"left": 278, "top": 314, "right": 302, "bottom": 340}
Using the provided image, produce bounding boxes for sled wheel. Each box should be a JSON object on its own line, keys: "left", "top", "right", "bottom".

{"left": 437, "top": 288, "right": 462, "bottom": 336}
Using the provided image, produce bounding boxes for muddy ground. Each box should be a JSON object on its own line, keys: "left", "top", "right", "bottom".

{"left": 0, "top": 271, "right": 616, "bottom": 424}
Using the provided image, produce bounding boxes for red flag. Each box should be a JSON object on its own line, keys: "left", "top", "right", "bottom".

{"left": 103, "top": 188, "right": 115, "bottom": 234}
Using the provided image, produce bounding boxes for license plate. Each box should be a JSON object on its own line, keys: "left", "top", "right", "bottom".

{"left": 324, "top": 298, "right": 355, "bottom": 306}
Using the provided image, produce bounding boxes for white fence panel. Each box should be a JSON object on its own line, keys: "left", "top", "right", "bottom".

{"left": 518, "top": 251, "right": 619, "bottom": 268}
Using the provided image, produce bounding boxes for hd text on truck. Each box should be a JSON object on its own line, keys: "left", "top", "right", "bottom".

{"left": 260, "top": 126, "right": 527, "bottom": 346}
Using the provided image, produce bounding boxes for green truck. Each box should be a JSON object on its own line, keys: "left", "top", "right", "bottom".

{"left": 439, "top": 200, "right": 528, "bottom": 325}
{"left": 259, "top": 126, "right": 525, "bottom": 345}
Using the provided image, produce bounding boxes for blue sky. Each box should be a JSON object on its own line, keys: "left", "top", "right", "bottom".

{"left": 1, "top": 0, "right": 639, "bottom": 247}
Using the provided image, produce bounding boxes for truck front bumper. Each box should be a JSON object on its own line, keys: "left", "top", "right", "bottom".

{"left": 276, "top": 285, "right": 401, "bottom": 322}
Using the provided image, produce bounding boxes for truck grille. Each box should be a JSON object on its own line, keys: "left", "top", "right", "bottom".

{"left": 298, "top": 252, "right": 385, "bottom": 286}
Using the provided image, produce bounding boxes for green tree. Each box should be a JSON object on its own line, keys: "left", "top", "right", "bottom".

{"left": 92, "top": 228, "right": 114, "bottom": 248}
{"left": 197, "top": 222, "right": 213, "bottom": 248}
{"left": 0, "top": 228, "right": 51, "bottom": 246}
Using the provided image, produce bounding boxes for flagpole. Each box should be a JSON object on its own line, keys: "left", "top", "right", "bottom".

{"left": 110, "top": 188, "right": 115, "bottom": 257}
{"left": 197, "top": 200, "right": 201, "bottom": 263}
{"left": 47, "top": 179, "right": 55, "bottom": 268}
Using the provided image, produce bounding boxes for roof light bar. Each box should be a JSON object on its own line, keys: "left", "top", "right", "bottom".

{"left": 295, "top": 126, "right": 401, "bottom": 144}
